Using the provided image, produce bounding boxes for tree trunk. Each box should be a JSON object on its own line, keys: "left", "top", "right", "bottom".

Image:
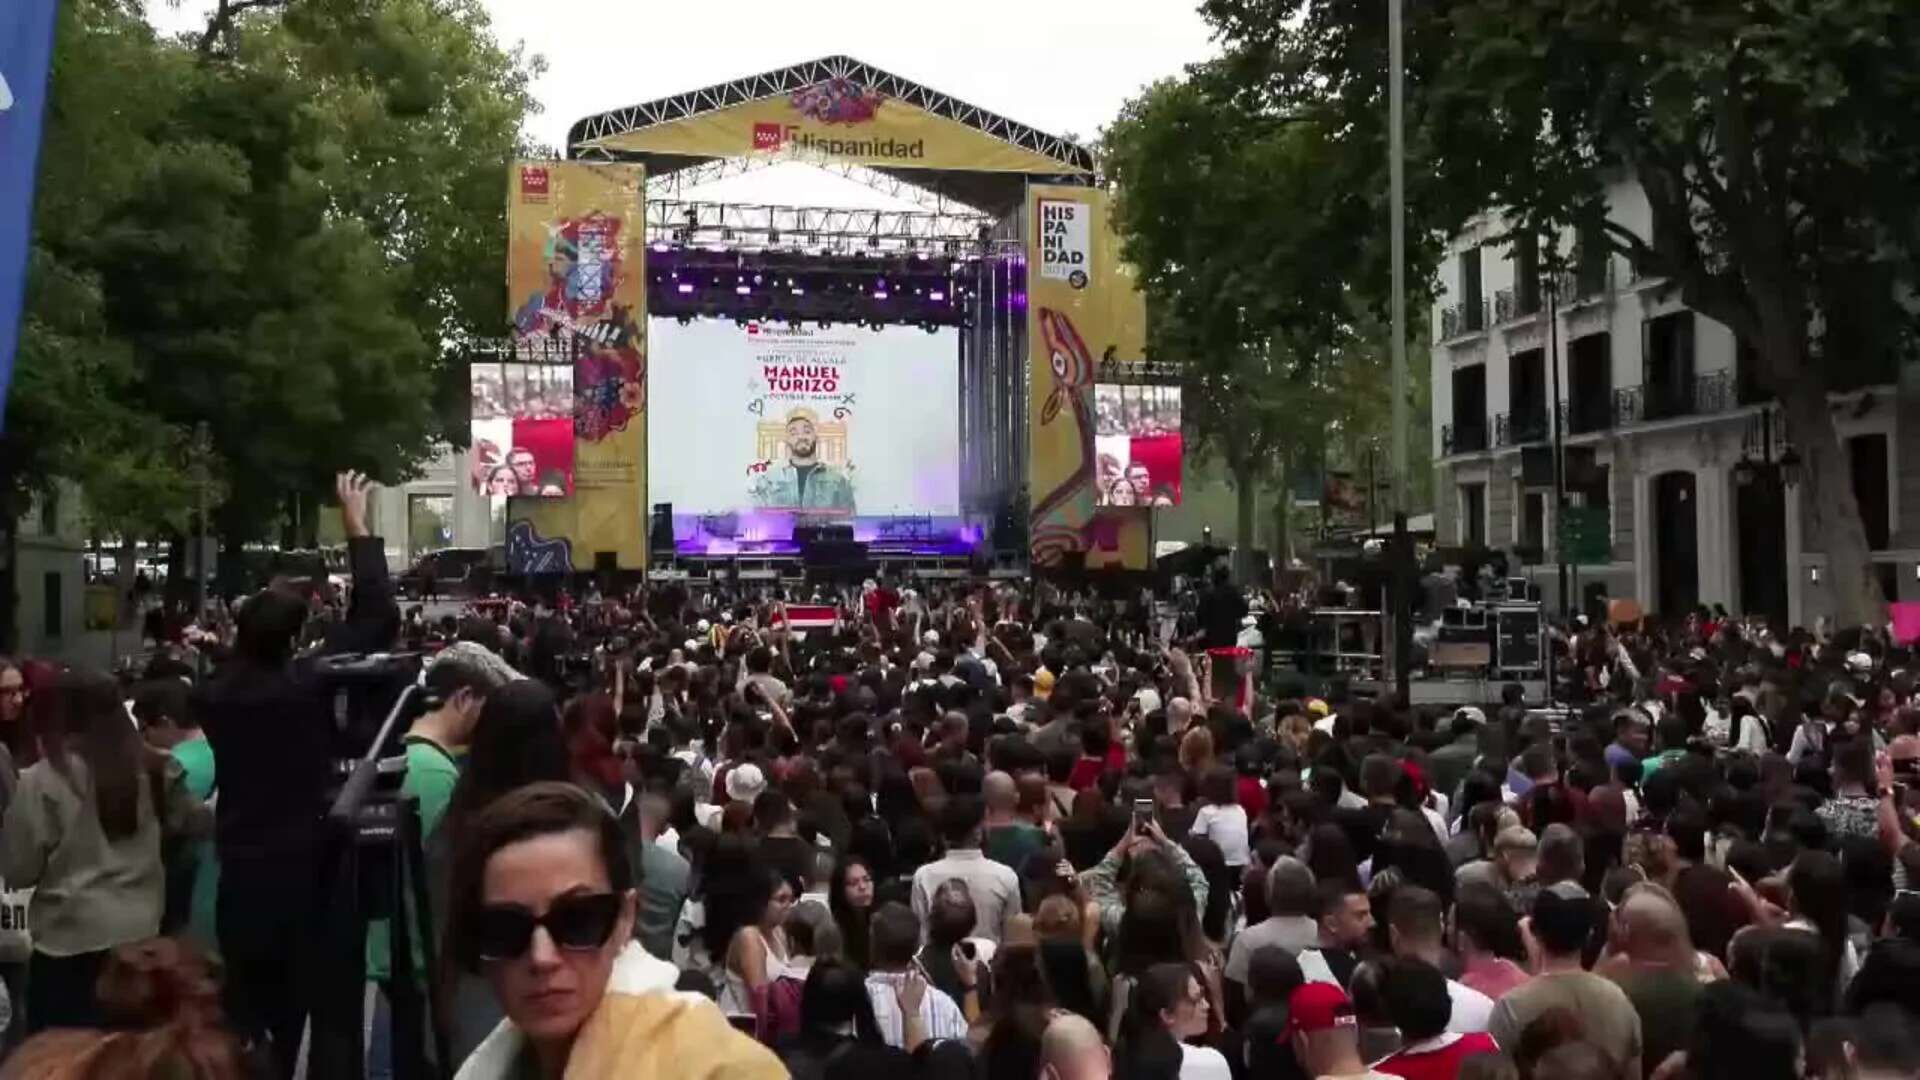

{"left": 1271, "top": 457, "right": 1295, "bottom": 573}
{"left": 114, "top": 535, "right": 138, "bottom": 629}
{"left": 1232, "top": 459, "right": 1258, "bottom": 586}
{"left": 1778, "top": 380, "right": 1883, "bottom": 626}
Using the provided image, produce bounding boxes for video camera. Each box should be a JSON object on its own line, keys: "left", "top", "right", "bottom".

{"left": 307, "top": 651, "right": 450, "bottom": 1079}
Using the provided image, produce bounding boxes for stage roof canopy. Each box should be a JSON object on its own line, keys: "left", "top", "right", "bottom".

{"left": 568, "top": 55, "right": 1096, "bottom": 214}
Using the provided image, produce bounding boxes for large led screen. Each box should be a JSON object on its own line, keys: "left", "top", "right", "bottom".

{"left": 469, "top": 360, "right": 575, "bottom": 498}
{"left": 1094, "top": 383, "right": 1183, "bottom": 507}
{"left": 647, "top": 318, "right": 961, "bottom": 518}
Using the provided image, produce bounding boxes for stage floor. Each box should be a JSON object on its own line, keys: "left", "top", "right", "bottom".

{"left": 1349, "top": 677, "right": 1549, "bottom": 708}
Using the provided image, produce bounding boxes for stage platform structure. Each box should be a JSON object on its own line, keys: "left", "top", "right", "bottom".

{"left": 481, "top": 56, "right": 1166, "bottom": 584}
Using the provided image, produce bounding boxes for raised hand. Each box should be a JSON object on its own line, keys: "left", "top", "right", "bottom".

{"left": 336, "top": 471, "right": 374, "bottom": 539}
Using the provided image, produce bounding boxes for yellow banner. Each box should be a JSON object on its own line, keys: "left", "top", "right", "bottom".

{"left": 579, "top": 79, "right": 1085, "bottom": 176}
{"left": 505, "top": 160, "right": 649, "bottom": 571}
{"left": 1026, "top": 185, "right": 1151, "bottom": 571}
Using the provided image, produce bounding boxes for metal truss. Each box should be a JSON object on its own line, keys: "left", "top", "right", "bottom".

{"left": 649, "top": 199, "right": 993, "bottom": 254}
{"left": 646, "top": 156, "right": 988, "bottom": 216}
{"left": 568, "top": 55, "right": 1095, "bottom": 176}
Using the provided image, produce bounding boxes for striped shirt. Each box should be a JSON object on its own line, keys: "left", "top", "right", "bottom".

{"left": 865, "top": 970, "right": 969, "bottom": 1048}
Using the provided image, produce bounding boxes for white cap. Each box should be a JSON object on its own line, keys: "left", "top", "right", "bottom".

{"left": 725, "top": 763, "right": 768, "bottom": 803}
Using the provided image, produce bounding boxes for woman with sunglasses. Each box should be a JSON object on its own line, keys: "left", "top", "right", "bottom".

{"left": 448, "top": 782, "right": 782, "bottom": 1079}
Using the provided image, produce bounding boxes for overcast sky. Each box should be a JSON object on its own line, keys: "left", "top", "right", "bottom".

{"left": 148, "top": 0, "right": 1219, "bottom": 209}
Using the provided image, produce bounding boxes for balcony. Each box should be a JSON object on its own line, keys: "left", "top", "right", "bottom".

{"left": 1440, "top": 299, "right": 1490, "bottom": 340}
{"left": 1494, "top": 408, "right": 1550, "bottom": 447}
{"left": 1442, "top": 419, "right": 1490, "bottom": 455}
{"left": 1553, "top": 261, "right": 1616, "bottom": 304}
{"left": 1617, "top": 371, "right": 1734, "bottom": 424}
{"left": 1645, "top": 370, "right": 1728, "bottom": 420}
{"left": 1494, "top": 284, "right": 1544, "bottom": 323}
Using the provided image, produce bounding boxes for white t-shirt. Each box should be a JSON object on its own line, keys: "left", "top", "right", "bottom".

{"left": 1190, "top": 802, "right": 1251, "bottom": 867}
{"left": 1446, "top": 978, "right": 1495, "bottom": 1033}
{"left": 1179, "top": 1043, "right": 1233, "bottom": 1080}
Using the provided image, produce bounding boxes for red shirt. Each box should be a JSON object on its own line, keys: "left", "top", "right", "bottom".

{"left": 1236, "top": 774, "right": 1270, "bottom": 821}
{"left": 1375, "top": 1032, "right": 1501, "bottom": 1080}
{"left": 1067, "top": 744, "right": 1128, "bottom": 791}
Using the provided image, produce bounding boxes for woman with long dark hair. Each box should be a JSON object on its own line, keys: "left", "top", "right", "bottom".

{"left": 828, "top": 855, "right": 877, "bottom": 972}
{"left": 0, "top": 668, "right": 208, "bottom": 1031}
{"left": 980, "top": 943, "right": 1056, "bottom": 1080}
{"left": 1116, "top": 962, "right": 1230, "bottom": 1080}
{"left": 776, "top": 957, "right": 911, "bottom": 1079}
{"left": 1784, "top": 849, "right": 1857, "bottom": 1007}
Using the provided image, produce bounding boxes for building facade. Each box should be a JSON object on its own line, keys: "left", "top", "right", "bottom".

{"left": 1431, "top": 179, "right": 1920, "bottom": 626}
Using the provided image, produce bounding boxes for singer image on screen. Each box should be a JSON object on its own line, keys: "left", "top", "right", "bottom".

{"left": 752, "top": 408, "right": 854, "bottom": 511}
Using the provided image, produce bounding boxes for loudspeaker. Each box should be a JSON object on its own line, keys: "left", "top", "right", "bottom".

{"left": 1521, "top": 446, "right": 1556, "bottom": 487}
{"left": 649, "top": 503, "right": 674, "bottom": 555}
{"left": 1494, "top": 606, "right": 1543, "bottom": 671}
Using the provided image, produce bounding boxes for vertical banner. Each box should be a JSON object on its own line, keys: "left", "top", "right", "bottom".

{"left": 0, "top": 0, "right": 61, "bottom": 429}
{"left": 503, "top": 161, "right": 648, "bottom": 571}
{"left": 1026, "top": 185, "right": 1152, "bottom": 570}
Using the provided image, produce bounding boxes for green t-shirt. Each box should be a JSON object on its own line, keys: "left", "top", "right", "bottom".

{"left": 169, "top": 736, "right": 220, "bottom": 953}
{"left": 366, "top": 734, "right": 461, "bottom": 983}
{"left": 985, "top": 823, "right": 1049, "bottom": 875}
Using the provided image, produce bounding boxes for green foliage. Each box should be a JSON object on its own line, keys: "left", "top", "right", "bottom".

{"left": 1102, "top": 70, "right": 1430, "bottom": 571}
{"left": 7, "top": 0, "right": 537, "bottom": 543}
{"left": 1203, "top": 0, "right": 1920, "bottom": 621}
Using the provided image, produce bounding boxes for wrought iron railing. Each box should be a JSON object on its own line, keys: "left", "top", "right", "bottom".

{"left": 1442, "top": 418, "right": 1489, "bottom": 455}
{"left": 1440, "top": 299, "right": 1490, "bottom": 339}
{"left": 1494, "top": 408, "right": 1550, "bottom": 447}
{"left": 1554, "top": 261, "right": 1616, "bottom": 303}
{"left": 1613, "top": 385, "right": 1644, "bottom": 425}
{"left": 1644, "top": 370, "right": 1732, "bottom": 421}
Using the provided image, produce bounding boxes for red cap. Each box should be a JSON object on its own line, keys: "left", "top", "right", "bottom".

{"left": 1282, "top": 982, "right": 1356, "bottom": 1039}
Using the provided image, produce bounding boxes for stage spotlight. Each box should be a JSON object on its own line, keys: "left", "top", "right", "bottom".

{"left": 721, "top": 227, "right": 735, "bottom": 241}
{"left": 929, "top": 290, "right": 946, "bottom": 302}
{"left": 867, "top": 235, "right": 880, "bottom": 249}
{"left": 768, "top": 229, "right": 781, "bottom": 245}
{"left": 651, "top": 242, "right": 670, "bottom": 254}
{"left": 735, "top": 285, "right": 751, "bottom": 295}
{"left": 873, "top": 290, "right": 889, "bottom": 300}
{"left": 791, "top": 287, "right": 806, "bottom": 296}
{"left": 677, "top": 283, "right": 694, "bottom": 295}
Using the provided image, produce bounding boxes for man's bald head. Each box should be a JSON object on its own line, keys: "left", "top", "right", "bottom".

{"left": 1168, "top": 696, "right": 1193, "bottom": 726}
{"left": 1040, "top": 1011, "right": 1111, "bottom": 1080}
{"left": 1617, "top": 887, "right": 1689, "bottom": 960}
{"left": 984, "top": 770, "right": 1019, "bottom": 812}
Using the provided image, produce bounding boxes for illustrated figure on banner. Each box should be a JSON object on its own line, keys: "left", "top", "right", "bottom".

{"left": 750, "top": 407, "right": 855, "bottom": 512}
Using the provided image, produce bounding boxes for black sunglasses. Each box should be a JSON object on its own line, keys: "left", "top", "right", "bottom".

{"left": 471, "top": 892, "right": 623, "bottom": 962}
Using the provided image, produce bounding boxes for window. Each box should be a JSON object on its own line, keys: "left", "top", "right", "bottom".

{"left": 1460, "top": 483, "right": 1487, "bottom": 548}
{"left": 1512, "top": 233, "right": 1541, "bottom": 315}
{"left": 1574, "top": 223, "right": 1610, "bottom": 296}
{"left": 1642, "top": 312, "right": 1696, "bottom": 420}
{"left": 1459, "top": 248, "right": 1484, "bottom": 331}
{"left": 1567, "top": 333, "right": 1613, "bottom": 434}
{"left": 38, "top": 489, "right": 58, "bottom": 536}
{"left": 1451, "top": 365, "right": 1488, "bottom": 452}
{"left": 1848, "top": 434, "right": 1890, "bottom": 550}
{"left": 43, "top": 571, "right": 61, "bottom": 638}
{"left": 1508, "top": 348, "right": 1547, "bottom": 442}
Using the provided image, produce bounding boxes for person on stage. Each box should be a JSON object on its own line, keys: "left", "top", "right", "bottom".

{"left": 751, "top": 408, "right": 854, "bottom": 512}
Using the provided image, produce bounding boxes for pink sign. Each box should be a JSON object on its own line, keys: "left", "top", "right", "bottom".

{"left": 1891, "top": 602, "right": 1920, "bottom": 645}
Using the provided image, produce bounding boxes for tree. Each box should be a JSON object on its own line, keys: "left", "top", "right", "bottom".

{"left": 1205, "top": 0, "right": 1920, "bottom": 625}
{"left": 1103, "top": 71, "right": 1427, "bottom": 582}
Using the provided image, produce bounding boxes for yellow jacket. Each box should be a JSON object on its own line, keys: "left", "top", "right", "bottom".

{"left": 454, "top": 942, "right": 787, "bottom": 1079}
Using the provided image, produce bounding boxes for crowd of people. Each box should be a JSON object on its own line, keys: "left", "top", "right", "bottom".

{"left": 0, "top": 477, "right": 1918, "bottom": 1080}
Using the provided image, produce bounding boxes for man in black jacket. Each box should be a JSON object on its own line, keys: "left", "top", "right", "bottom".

{"left": 200, "top": 471, "right": 397, "bottom": 1076}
